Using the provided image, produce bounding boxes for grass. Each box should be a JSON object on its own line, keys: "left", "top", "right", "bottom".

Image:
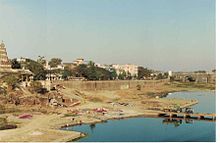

{"left": 0, "top": 117, "right": 17, "bottom": 130}
{"left": 63, "top": 113, "right": 78, "bottom": 117}
{"left": 87, "top": 96, "right": 104, "bottom": 102}
{"left": 172, "top": 82, "right": 215, "bottom": 90}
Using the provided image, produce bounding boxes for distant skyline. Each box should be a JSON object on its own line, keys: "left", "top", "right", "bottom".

{"left": 0, "top": 0, "right": 215, "bottom": 71}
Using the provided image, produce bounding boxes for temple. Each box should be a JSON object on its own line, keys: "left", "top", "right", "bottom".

{"left": 0, "top": 41, "right": 12, "bottom": 70}
{"left": 0, "top": 41, "right": 34, "bottom": 87}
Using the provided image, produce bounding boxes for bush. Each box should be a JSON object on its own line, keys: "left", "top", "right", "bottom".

{"left": 0, "top": 105, "right": 5, "bottom": 114}
{"left": 0, "top": 87, "right": 7, "bottom": 96}
{"left": 2, "top": 74, "right": 19, "bottom": 90}
{"left": 29, "top": 81, "right": 43, "bottom": 93}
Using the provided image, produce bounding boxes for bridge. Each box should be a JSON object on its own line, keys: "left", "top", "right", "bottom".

{"left": 158, "top": 112, "right": 216, "bottom": 121}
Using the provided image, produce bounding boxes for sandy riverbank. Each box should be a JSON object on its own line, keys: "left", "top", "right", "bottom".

{"left": 0, "top": 81, "right": 215, "bottom": 142}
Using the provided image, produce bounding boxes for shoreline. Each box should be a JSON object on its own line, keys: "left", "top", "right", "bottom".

{"left": 58, "top": 90, "right": 206, "bottom": 142}
{"left": 0, "top": 87, "right": 215, "bottom": 142}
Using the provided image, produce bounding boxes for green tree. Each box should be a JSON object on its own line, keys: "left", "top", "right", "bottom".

{"left": 11, "top": 59, "right": 21, "bottom": 69}
{"left": 138, "top": 66, "right": 153, "bottom": 79}
{"left": 75, "top": 64, "right": 88, "bottom": 77}
{"left": 110, "top": 68, "right": 117, "bottom": 80}
{"left": 118, "top": 70, "right": 126, "bottom": 80}
{"left": 88, "top": 61, "right": 95, "bottom": 67}
{"left": 62, "top": 69, "right": 72, "bottom": 80}
{"left": 74, "top": 64, "right": 113, "bottom": 80}
{"left": 48, "top": 58, "right": 62, "bottom": 68}
{"left": 37, "top": 56, "right": 46, "bottom": 66}
{"left": 24, "top": 59, "right": 47, "bottom": 80}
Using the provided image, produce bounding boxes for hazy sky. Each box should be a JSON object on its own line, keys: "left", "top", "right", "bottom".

{"left": 0, "top": 0, "right": 215, "bottom": 71}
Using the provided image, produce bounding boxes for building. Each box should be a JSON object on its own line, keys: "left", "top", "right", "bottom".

{"left": 172, "top": 71, "right": 216, "bottom": 83}
{"left": 63, "top": 62, "right": 76, "bottom": 70}
{"left": 0, "top": 41, "right": 34, "bottom": 87}
{"left": 112, "top": 64, "right": 138, "bottom": 77}
{"left": 95, "top": 63, "right": 112, "bottom": 71}
{"left": 0, "top": 41, "right": 11, "bottom": 70}
{"left": 73, "top": 58, "right": 85, "bottom": 66}
{"left": 44, "top": 60, "right": 64, "bottom": 70}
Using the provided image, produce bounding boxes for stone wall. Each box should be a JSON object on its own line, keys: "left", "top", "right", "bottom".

{"left": 52, "top": 80, "right": 167, "bottom": 91}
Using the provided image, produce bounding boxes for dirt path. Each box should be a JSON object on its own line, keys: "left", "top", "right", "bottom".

{"left": 0, "top": 114, "right": 81, "bottom": 142}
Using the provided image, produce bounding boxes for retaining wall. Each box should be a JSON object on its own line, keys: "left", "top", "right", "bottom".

{"left": 51, "top": 80, "right": 168, "bottom": 91}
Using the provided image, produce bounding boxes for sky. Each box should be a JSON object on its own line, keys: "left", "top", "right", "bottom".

{"left": 0, "top": 0, "right": 216, "bottom": 71}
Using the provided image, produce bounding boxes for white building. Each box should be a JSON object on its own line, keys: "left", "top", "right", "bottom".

{"left": 112, "top": 64, "right": 138, "bottom": 77}
{"left": 73, "top": 58, "right": 85, "bottom": 66}
{"left": 44, "top": 60, "right": 64, "bottom": 70}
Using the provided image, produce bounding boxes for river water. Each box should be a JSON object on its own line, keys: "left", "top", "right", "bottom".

{"left": 63, "top": 91, "right": 216, "bottom": 142}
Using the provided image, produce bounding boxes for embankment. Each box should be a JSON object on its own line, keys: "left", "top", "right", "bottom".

{"left": 52, "top": 80, "right": 168, "bottom": 91}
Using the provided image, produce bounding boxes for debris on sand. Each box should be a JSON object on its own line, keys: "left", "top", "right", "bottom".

{"left": 18, "top": 114, "right": 33, "bottom": 119}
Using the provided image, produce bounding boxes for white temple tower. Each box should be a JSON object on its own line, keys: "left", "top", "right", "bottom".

{"left": 0, "top": 41, "right": 11, "bottom": 69}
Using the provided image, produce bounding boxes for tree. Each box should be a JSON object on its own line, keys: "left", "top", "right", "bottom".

{"left": 37, "top": 56, "right": 46, "bottom": 66}
{"left": 48, "top": 58, "right": 62, "bottom": 68}
{"left": 62, "top": 69, "right": 72, "bottom": 80}
{"left": 126, "top": 72, "right": 132, "bottom": 80}
{"left": 75, "top": 64, "right": 88, "bottom": 77}
{"left": 88, "top": 61, "right": 95, "bottom": 67}
{"left": 11, "top": 59, "right": 21, "bottom": 69}
{"left": 194, "top": 70, "right": 206, "bottom": 73}
{"left": 138, "top": 66, "right": 153, "bottom": 79}
{"left": 118, "top": 70, "right": 126, "bottom": 80}
{"left": 23, "top": 59, "right": 47, "bottom": 80}
{"left": 34, "top": 70, "right": 47, "bottom": 80}
{"left": 74, "top": 64, "right": 113, "bottom": 80}
{"left": 110, "top": 68, "right": 117, "bottom": 80}
{"left": 156, "top": 73, "right": 163, "bottom": 80}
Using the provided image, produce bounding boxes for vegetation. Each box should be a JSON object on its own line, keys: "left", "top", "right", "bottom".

{"left": 23, "top": 59, "right": 47, "bottom": 80}
{"left": 138, "top": 67, "right": 153, "bottom": 79}
{"left": 1, "top": 74, "right": 20, "bottom": 90}
{"left": 0, "top": 117, "right": 17, "bottom": 130}
{"left": 194, "top": 70, "right": 207, "bottom": 73}
{"left": 118, "top": 70, "right": 127, "bottom": 80}
{"left": 86, "top": 96, "right": 103, "bottom": 102}
{"left": 48, "top": 58, "right": 62, "bottom": 68}
{"left": 29, "top": 81, "right": 44, "bottom": 93}
{"left": 0, "top": 105, "right": 5, "bottom": 114}
{"left": 156, "top": 72, "right": 168, "bottom": 80}
{"left": 37, "top": 56, "right": 46, "bottom": 66}
{"left": 11, "top": 59, "right": 21, "bottom": 69}
{"left": 172, "top": 82, "right": 215, "bottom": 90}
{"left": 73, "top": 64, "right": 116, "bottom": 80}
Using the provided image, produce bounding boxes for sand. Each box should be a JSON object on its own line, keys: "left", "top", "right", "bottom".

{"left": 0, "top": 81, "right": 214, "bottom": 142}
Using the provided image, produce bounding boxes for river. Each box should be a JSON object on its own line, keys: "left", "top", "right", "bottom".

{"left": 63, "top": 91, "right": 216, "bottom": 142}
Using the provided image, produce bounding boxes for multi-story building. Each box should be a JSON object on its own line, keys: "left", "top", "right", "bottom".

{"left": 112, "top": 64, "right": 138, "bottom": 77}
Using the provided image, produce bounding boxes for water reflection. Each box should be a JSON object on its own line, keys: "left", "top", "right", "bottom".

{"left": 185, "top": 119, "right": 194, "bottom": 124}
{"left": 162, "top": 118, "right": 194, "bottom": 127}
{"left": 162, "top": 118, "right": 183, "bottom": 127}
{"left": 89, "top": 123, "right": 96, "bottom": 132}
{"left": 63, "top": 91, "right": 215, "bottom": 142}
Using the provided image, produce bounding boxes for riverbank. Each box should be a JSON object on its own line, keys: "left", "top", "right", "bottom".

{"left": 0, "top": 81, "right": 215, "bottom": 142}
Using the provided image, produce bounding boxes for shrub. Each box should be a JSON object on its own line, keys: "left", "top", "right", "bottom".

{"left": 29, "top": 81, "right": 43, "bottom": 93}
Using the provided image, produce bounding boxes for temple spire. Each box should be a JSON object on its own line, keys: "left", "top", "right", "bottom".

{"left": 0, "top": 41, "right": 11, "bottom": 69}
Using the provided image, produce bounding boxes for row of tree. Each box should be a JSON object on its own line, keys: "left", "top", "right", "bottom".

{"left": 10, "top": 57, "right": 168, "bottom": 81}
